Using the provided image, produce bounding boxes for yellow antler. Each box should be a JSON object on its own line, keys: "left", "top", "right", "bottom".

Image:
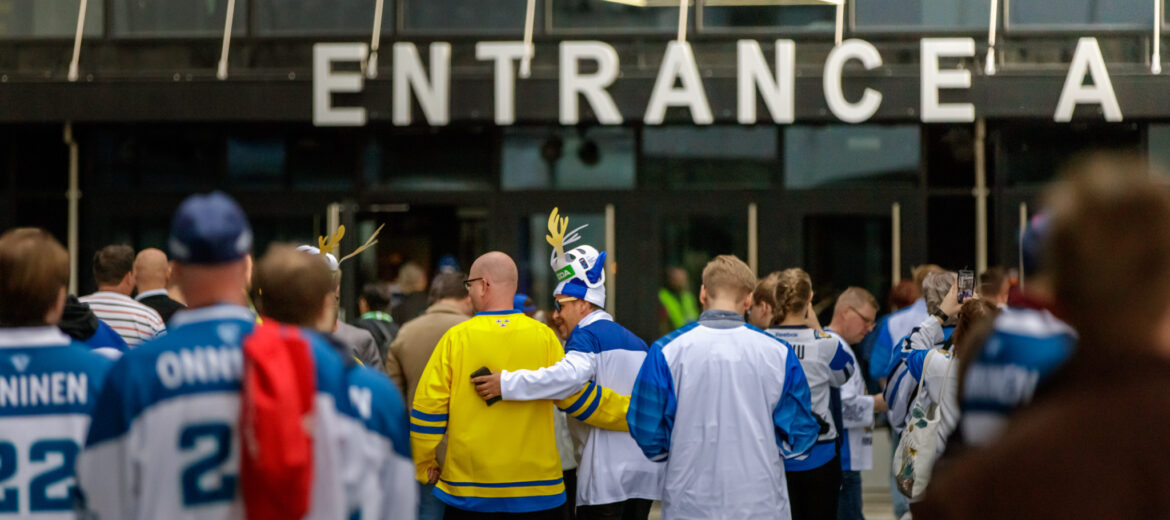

{"left": 545, "top": 207, "right": 569, "bottom": 261}
{"left": 339, "top": 223, "right": 385, "bottom": 264}
{"left": 318, "top": 225, "right": 346, "bottom": 256}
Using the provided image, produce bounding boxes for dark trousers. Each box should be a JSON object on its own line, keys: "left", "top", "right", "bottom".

{"left": 562, "top": 469, "right": 577, "bottom": 520}
{"left": 787, "top": 455, "right": 843, "bottom": 520}
{"left": 576, "top": 499, "right": 653, "bottom": 520}
{"left": 837, "top": 470, "right": 864, "bottom": 520}
{"left": 444, "top": 505, "right": 566, "bottom": 520}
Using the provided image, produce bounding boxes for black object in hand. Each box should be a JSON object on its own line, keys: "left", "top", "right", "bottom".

{"left": 470, "top": 366, "right": 501, "bottom": 406}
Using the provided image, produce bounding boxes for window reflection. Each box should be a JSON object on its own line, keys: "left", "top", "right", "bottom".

{"left": 643, "top": 127, "right": 777, "bottom": 190}
{"left": 502, "top": 127, "right": 635, "bottom": 190}
{"left": 403, "top": 0, "right": 532, "bottom": 32}
{"left": 854, "top": 0, "right": 989, "bottom": 30}
{"left": 550, "top": 0, "right": 681, "bottom": 32}
{"left": 1008, "top": 0, "right": 1150, "bottom": 28}
{"left": 701, "top": 5, "right": 835, "bottom": 31}
{"left": 112, "top": 0, "right": 246, "bottom": 37}
{"left": 255, "top": 0, "right": 388, "bottom": 36}
{"left": 659, "top": 214, "right": 745, "bottom": 335}
{"left": 0, "top": 0, "right": 103, "bottom": 37}
{"left": 784, "top": 125, "right": 919, "bottom": 189}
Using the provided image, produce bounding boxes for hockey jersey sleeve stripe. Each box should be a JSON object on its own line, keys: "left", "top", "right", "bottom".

{"left": 571, "top": 383, "right": 604, "bottom": 421}
{"left": 559, "top": 380, "right": 597, "bottom": 415}
{"left": 627, "top": 342, "right": 678, "bottom": 461}
{"left": 774, "top": 342, "right": 819, "bottom": 459}
{"left": 411, "top": 409, "right": 448, "bottom": 422}
{"left": 409, "top": 424, "right": 446, "bottom": 434}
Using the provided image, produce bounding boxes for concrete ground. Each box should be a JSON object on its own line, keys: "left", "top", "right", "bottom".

{"left": 645, "top": 427, "right": 899, "bottom": 520}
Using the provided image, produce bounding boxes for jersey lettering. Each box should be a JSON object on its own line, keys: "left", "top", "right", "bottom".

{"left": 793, "top": 344, "right": 805, "bottom": 359}
{"left": 0, "top": 373, "right": 88, "bottom": 407}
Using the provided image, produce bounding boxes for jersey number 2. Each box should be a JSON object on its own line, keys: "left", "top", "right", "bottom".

{"left": 179, "top": 423, "right": 237, "bottom": 506}
{"left": 0, "top": 439, "right": 80, "bottom": 513}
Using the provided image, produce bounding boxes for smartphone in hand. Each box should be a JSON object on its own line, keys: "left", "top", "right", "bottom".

{"left": 958, "top": 270, "right": 975, "bottom": 303}
{"left": 470, "top": 366, "right": 501, "bottom": 406}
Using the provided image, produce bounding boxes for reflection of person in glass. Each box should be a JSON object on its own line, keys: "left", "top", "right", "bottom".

{"left": 658, "top": 266, "right": 699, "bottom": 335}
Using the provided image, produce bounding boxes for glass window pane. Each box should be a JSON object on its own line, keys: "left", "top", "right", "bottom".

{"left": 503, "top": 127, "right": 635, "bottom": 190}
{"left": 551, "top": 0, "right": 680, "bottom": 32}
{"left": 255, "top": 0, "right": 390, "bottom": 36}
{"left": 1150, "top": 124, "right": 1170, "bottom": 175}
{"left": 0, "top": 0, "right": 103, "bottom": 38}
{"left": 855, "top": 0, "right": 989, "bottom": 30}
{"left": 995, "top": 122, "right": 1141, "bottom": 186}
{"left": 227, "top": 137, "right": 286, "bottom": 188}
{"left": 658, "top": 213, "right": 745, "bottom": 335}
{"left": 803, "top": 214, "right": 891, "bottom": 320}
{"left": 1008, "top": 0, "right": 1150, "bottom": 28}
{"left": 374, "top": 129, "right": 495, "bottom": 191}
{"left": 702, "top": 5, "right": 835, "bottom": 31}
{"left": 112, "top": 0, "right": 247, "bottom": 37}
{"left": 403, "top": 0, "right": 533, "bottom": 32}
{"left": 784, "top": 125, "right": 919, "bottom": 190}
{"left": 643, "top": 126, "right": 777, "bottom": 190}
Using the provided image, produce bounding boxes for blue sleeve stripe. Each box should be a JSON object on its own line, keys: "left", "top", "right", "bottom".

{"left": 574, "top": 383, "right": 605, "bottom": 421}
{"left": 409, "top": 424, "right": 446, "bottom": 435}
{"left": 829, "top": 343, "right": 853, "bottom": 371}
{"left": 411, "top": 410, "right": 448, "bottom": 422}
{"left": 560, "top": 381, "right": 597, "bottom": 415}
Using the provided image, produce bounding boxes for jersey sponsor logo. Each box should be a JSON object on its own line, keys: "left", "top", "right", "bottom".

{"left": 156, "top": 346, "right": 243, "bottom": 390}
{"left": 0, "top": 373, "right": 88, "bottom": 407}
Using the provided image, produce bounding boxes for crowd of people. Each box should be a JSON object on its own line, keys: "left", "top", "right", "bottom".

{"left": 0, "top": 151, "right": 1167, "bottom": 519}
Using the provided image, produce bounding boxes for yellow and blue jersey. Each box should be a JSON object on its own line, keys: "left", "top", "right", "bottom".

{"left": 410, "top": 310, "right": 628, "bottom": 514}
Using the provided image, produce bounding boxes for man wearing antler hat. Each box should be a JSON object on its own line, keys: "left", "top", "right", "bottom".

{"left": 471, "top": 208, "right": 663, "bottom": 520}
{"left": 298, "top": 224, "right": 385, "bottom": 369}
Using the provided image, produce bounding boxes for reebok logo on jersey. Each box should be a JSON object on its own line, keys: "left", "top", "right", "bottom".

{"left": 10, "top": 354, "right": 29, "bottom": 373}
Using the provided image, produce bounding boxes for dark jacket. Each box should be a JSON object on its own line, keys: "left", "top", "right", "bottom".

{"left": 354, "top": 318, "right": 399, "bottom": 361}
{"left": 391, "top": 292, "right": 429, "bottom": 327}
{"left": 59, "top": 295, "right": 129, "bottom": 354}
{"left": 137, "top": 292, "right": 187, "bottom": 323}
{"left": 916, "top": 347, "right": 1170, "bottom": 519}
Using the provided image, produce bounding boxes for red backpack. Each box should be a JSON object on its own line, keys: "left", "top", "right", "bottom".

{"left": 240, "top": 321, "right": 317, "bottom": 519}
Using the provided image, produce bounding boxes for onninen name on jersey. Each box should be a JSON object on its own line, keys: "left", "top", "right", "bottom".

{"left": 0, "top": 373, "right": 89, "bottom": 407}
{"left": 156, "top": 346, "right": 243, "bottom": 389}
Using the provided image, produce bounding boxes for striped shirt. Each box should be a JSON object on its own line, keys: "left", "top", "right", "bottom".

{"left": 80, "top": 291, "right": 165, "bottom": 346}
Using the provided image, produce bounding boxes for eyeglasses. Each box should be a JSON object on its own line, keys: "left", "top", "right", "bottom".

{"left": 847, "top": 306, "right": 876, "bottom": 326}
{"left": 463, "top": 277, "right": 484, "bottom": 290}
{"left": 553, "top": 297, "right": 578, "bottom": 312}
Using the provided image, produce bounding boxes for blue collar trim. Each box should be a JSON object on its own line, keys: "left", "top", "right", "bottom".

{"left": 475, "top": 310, "right": 522, "bottom": 317}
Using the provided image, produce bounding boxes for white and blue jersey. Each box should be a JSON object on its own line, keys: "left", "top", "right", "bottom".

{"left": 884, "top": 317, "right": 953, "bottom": 433}
{"left": 0, "top": 327, "right": 112, "bottom": 519}
{"left": 628, "top": 310, "right": 818, "bottom": 519}
{"left": 766, "top": 325, "right": 854, "bottom": 472}
{"left": 77, "top": 305, "right": 366, "bottom": 520}
{"left": 499, "top": 310, "right": 663, "bottom": 506}
{"left": 960, "top": 305, "right": 1075, "bottom": 447}
{"left": 825, "top": 330, "right": 874, "bottom": 473}
{"left": 344, "top": 365, "right": 417, "bottom": 520}
{"left": 870, "top": 299, "right": 928, "bottom": 381}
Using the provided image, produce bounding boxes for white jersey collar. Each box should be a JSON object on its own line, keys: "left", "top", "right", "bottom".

{"left": 0, "top": 327, "right": 72, "bottom": 349}
{"left": 576, "top": 309, "right": 613, "bottom": 329}
{"left": 169, "top": 304, "right": 255, "bottom": 329}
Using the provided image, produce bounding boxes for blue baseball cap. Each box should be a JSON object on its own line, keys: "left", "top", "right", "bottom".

{"left": 169, "top": 192, "right": 253, "bottom": 265}
{"left": 514, "top": 293, "right": 536, "bottom": 313}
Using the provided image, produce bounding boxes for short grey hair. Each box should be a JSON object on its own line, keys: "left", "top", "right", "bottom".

{"left": 923, "top": 270, "right": 957, "bottom": 316}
